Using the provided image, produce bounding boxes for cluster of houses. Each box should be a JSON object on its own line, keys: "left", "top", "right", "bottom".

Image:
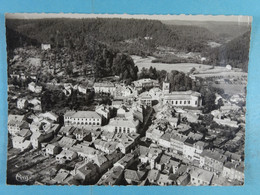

{"left": 7, "top": 74, "right": 245, "bottom": 186}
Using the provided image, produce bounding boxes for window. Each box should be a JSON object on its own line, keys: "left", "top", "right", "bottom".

{"left": 127, "top": 129, "right": 130, "bottom": 133}
{"left": 176, "top": 101, "right": 178, "bottom": 104}
{"left": 180, "top": 101, "right": 182, "bottom": 104}
{"left": 195, "top": 101, "right": 197, "bottom": 105}
{"left": 89, "top": 122, "right": 92, "bottom": 125}
{"left": 184, "top": 101, "right": 186, "bottom": 104}
{"left": 188, "top": 101, "right": 190, "bottom": 104}
{"left": 93, "top": 122, "right": 95, "bottom": 125}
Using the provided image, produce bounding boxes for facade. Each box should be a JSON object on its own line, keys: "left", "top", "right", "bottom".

{"left": 103, "top": 117, "right": 139, "bottom": 134}
{"left": 199, "top": 150, "right": 227, "bottom": 174}
{"left": 8, "top": 115, "right": 28, "bottom": 136}
{"left": 93, "top": 82, "right": 116, "bottom": 94}
{"left": 170, "top": 133, "right": 188, "bottom": 155}
{"left": 64, "top": 111, "right": 102, "bottom": 128}
{"left": 17, "top": 98, "right": 28, "bottom": 109}
{"left": 163, "top": 90, "right": 202, "bottom": 107}
{"left": 222, "top": 162, "right": 244, "bottom": 182}
{"left": 190, "top": 167, "right": 214, "bottom": 186}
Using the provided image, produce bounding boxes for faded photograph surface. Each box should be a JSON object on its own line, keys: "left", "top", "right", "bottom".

{"left": 6, "top": 13, "right": 251, "bottom": 186}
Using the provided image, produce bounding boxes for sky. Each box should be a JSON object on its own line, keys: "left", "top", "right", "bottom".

{"left": 5, "top": 13, "right": 252, "bottom": 24}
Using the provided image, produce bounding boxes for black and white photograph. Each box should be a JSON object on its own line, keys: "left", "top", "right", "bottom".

{"left": 6, "top": 13, "right": 251, "bottom": 186}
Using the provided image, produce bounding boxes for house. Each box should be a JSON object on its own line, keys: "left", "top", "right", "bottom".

{"left": 30, "top": 130, "right": 54, "bottom": 149}
{"left": 170, "top": 133, "right": 188, "bottom": 155}
{"left": 222, "top": 162, "right": 244, "bottom": 183}
{"left": 103, "top": 117, "right": 140, "bottom": 134}
{"left": 58, "top": 126, "right": 77, "bottom": 137}
{"left": 213, "top": 118, "right": 239, "bottom": 128}
{"left": 199, "top": 149, "right": 227, "bottom": 174}
{"left": 17, "top": 98, "right": 28, "bottom": 109}
{"left": 28, "top": 98, "right": 42, "bottom": 111}
{"left": 112, "top": 100, "right": 123, "bottom": 109}
{"left": 93, "top": 139, "right": 118, "bottom": 154}
{"left": 124, "top": 169, "right": 146, "bottom": 185}
{"left": 93, "top": 82, "right": 116, "bottom": 94}
{"left": 176, "top": 173, "right": 190, "bottom": 186}
{"left": 190, "top": 167, "right": 214, "bottom": 186}
{"left": 28, "top": 82, "right": 42, "bottom": 93}
{"left": 8, "top": 115, "right": 29, "bottom": 136}
{"left": 146, "top": 147, "right": 163, "bottom": 169}
{"left": 116, "top": 138, "right": 135, "bottom": 154}
{"left": 41, "top": 43, "right": 51, "bottom": 50}
{"left": 183, "top": 139, "right": 205, "bottom": 162}
{"left": 12, "top": 136, "right": 32, "bottom": 151}
{"left": 45, "top": 143, "right": 60, "bottom": 156}
{"left": 147, "top": 169, "right": 160, "bottom": 184}
{"left": 155, "top": 154, "right": 171, "bottom": 171}
{"left": 40, "top": 112, "right": 59, "bottom": 122}
{"left": 97, "top": 166, "right": 124, "bottom": 185}
{"left": 73, "top": 128, "right": 92, "bottom": 141}
{"left": 72, "top": 161, "right": 99, "bottom": 184}
{"left": 56, "top": 149, "right": 77, "bottom": 161}
{"left": 156, "top": 173, "right": 173, "bottom": 186}
{"left": 58, "top": 136, "right": 77, "bottom": 149}
{"left": 211, "top": 175, "right": 229, "bottom": 186}
{"left": 156, "top": 154, "right": 180, "bottom": 174}
{"left": 146, "top": 128, "right": 164, "bottom": 144}
{"left": 95, "top": 105, "right": 110, "bottom": 125}
{"left": 77, "top": 84, "right": 90, "bottom": 94}
{"left": 53, "top": 169, "right": 70, "bottom": 184}
{"left": 133, "top": 79, "right": 159, "bottom": 91}
{"left": 139, "top": 91, "right": 154, "bottom": 106}
{"left": 158, "top": 133, "right": 172, "bottom": 149}
{"left": 114, "top": 153, "right": 136, "bottom": 169}
{"left": 70, "top": 143, "right": 100, "bottom": 159}
{"left": 114, "top": 84, "right": 137, "bottom": 99}
{"left": 64, "top": 110, "right": 102, "bottom": 128}
{"left": 88, "top": 154, "right": 110, "bottom": 174}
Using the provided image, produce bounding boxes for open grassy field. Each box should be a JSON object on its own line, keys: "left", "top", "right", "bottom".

{"left": 132, "top": 55, "right": 216, "bottom": 73}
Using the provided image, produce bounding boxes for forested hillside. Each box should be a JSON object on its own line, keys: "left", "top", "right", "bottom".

{"left": 6, "top": 17, "right": 251, "bottom": 72}
{"left": 204, "top": 31, "right": 251, "bottom": 71}
{"left": 6, "top": 18, "right": 216, "bottom": 54}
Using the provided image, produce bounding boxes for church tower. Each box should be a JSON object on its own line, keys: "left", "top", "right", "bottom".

{"left": 162, "top": 74, "right": 170, "bottom": 94}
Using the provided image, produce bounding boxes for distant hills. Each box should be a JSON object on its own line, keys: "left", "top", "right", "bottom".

{"left": 6, "top": 17, "right": 251, "bottom": 72}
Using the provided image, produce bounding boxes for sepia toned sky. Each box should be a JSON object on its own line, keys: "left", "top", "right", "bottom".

{"left": 5, "top": 13, "right": 252, "bottom": 23}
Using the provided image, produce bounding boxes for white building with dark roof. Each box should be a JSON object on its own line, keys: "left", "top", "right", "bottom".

{"left": 64, "top": 110, "right": 102, "bottom": 128}
{"left": 93, "top": 82, "right": 116, "bottom": 94}
{"left": 163, "top": 90, "right": 202, "bottom": 107}
{"left": 103, "top": 117, "right": 140, "bottom": 134}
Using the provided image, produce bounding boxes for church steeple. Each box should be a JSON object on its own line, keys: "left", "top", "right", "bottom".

{"left": 162, "top": 74, "right": 170, "bottom": 94}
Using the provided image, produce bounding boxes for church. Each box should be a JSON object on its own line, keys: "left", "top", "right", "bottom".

{"left": 162, "top": 81, "right": 202, "bottom": 108}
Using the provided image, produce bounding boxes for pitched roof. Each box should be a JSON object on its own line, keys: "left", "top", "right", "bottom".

{"left": 124, "top": 169, "right": 146, "bottom": 182}
{"left": 190, "top": 167, "right": 214, "bottom": 183}
{"left": 64, "top": 111, "right": 101, "bottom": 119}
{"left": 107, "top": 117, "right": 139, "bottom": 128}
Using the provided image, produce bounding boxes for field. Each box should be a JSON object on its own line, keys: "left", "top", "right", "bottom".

{"left": 132, "top": 55, "right": 217, "bottom": 73}
{"left": 212, "top": 83, "right": 247, "bottom": 96}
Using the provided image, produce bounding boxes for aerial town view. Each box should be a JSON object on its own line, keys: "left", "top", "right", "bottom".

{"left": 6, "top": 14, "right": 251, "bottom": 186}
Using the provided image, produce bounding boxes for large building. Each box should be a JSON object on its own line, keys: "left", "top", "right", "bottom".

{"left": 103, "top": 117, "right": 140, "bottom": 134}
{"left": 163, "top": 90, "right": 202, "bottom": 107}
{"left": 93, "top": 82, "right": 116, "bottom": 94}
{"left": 64, "top": 111, "right": 102, "bottom": 128}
